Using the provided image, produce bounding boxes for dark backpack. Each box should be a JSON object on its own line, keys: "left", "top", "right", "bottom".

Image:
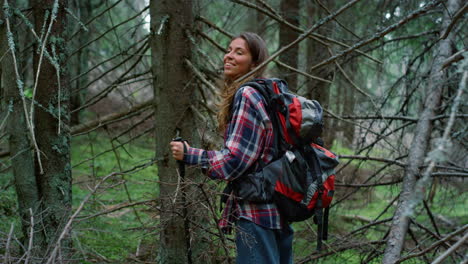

{"left": 228, "top": 78, "right": 339, "bottom": 250}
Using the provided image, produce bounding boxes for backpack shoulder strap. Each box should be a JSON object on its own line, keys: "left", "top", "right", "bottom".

{"left": 241, "top": 80, "right": 272, "bottom": 105}
{"left": 241, "top": 79, "right": 285, "bottom": 159}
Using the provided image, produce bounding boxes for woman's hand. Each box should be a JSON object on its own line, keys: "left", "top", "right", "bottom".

{"left": 170, "top": 141, "right": 190, "bottom": 161}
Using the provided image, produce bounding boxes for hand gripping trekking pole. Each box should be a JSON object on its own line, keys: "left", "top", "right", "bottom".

{"left": 172, "top": 135, "right": 187, "bottom": 178}
{"left": 171, "top": 133, "right": 193, "bottom": 264}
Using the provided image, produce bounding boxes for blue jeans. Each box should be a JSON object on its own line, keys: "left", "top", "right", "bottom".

{"left": 235, "top": 219, "right": 294, "bottom": 264}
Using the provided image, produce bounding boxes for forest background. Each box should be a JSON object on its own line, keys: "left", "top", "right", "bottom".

{"left": 0, "top": 0, "right": 466, "bottom": 263}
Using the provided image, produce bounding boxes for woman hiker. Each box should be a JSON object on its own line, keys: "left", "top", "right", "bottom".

{"left": 170, "top": 32, "right": 293, "bottom": 264}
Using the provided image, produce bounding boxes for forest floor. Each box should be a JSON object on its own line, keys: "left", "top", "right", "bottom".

{"left": 1, "top": 132, "right": 466, "bottom": 263}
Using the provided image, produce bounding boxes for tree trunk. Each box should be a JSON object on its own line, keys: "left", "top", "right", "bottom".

{"left": 342, "top": 61, "right": 357, "bottom": 147}
{"left": 279, "top": 0, "right": 299, "bottom": 90}
{"left": 255, "top": 7, "right": 268, "bottom": 35}
{"left": 305, "top": 0, "right": 335, "bottom": 146}
{"left": 382, "top": 0, "right": 461, "bottom": 263}
{"left": 70, "top": 0, "right": 92, "bottom": 125}
{"left": 1, "top": 3, "right": 44, "bottom": 251}
{"left": 32, "top": 0, "right": 72, "bottom": 255}
{"left": 151, "top": 0, "right": 203, "bottom": 263}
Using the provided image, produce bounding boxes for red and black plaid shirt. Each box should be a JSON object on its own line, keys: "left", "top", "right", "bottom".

{"left": 184, "top": 85, "right": 283, "bottom": 232}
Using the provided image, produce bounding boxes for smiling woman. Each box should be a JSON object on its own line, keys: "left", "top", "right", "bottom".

{"left": 223, "top": 38, "right": 254, "bottom": 80}
{"left": 170, "top": 32, "right": 295, "bottom": 264}
{"left": 218, "top": 32, "right": 269, "bottom": 133}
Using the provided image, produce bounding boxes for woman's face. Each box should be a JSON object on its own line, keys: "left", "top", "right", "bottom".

{"left": 223, "top": 38, "right": 254, "bottom": 81}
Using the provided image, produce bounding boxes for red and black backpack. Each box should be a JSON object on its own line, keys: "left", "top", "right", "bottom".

{"left": 228, "top": 78, "right": 339, "bottom": 250}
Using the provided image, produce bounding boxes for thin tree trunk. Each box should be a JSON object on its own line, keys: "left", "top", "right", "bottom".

{"left": 279, "top": 0, "right": 299, "bottom": 90}
{"left": 305, "top": 0, "right": 335, "bottom": 146}
{"left": 70, "top": 0, "right": 91, "bottom": 125}
{"left": 32, "top": 0, "right": 72, "bottom": 255}
{"left": 151, "top": 0, "right": 201, "bottom": 263}
{"left": 342, "top": 61, "right": 357, "bottom": 147}
{"left": 382, "top": 0, "right": 461, "bottom": 263}
{"left": 1, "top": 3, "right": 44, "bottom": 251}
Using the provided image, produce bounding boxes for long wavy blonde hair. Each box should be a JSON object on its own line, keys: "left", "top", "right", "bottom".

{"left": 217, "top": 32, "right": 270, "bottom": 133}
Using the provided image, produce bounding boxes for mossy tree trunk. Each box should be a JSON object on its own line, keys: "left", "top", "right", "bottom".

{"left": 382, "top": 0, "right": 461, "bottom": 262}
{"left": 1, "top": 3, "right": 45, "bottom": 252}
{"left": 32, "top": 0, "right": 72, "bottom": 255}
{"left": 151, "top": 0, "right": 206, "bottom": 263}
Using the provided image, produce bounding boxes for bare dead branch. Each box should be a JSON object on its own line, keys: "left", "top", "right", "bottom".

{"left": 197, "top": 30, "right": 226, "bottom": 52}
{"left": 72, "top": 44, "right": 150, "bottom": 113}
{"left": 24, "top": 208, "right": 34, "bottom": 264}
{"left": 72, "top": 99, "right": 153, "bottom": 136}
{"left": 296, "top": 240, "right": 387, "bottom": 263}
{"left": 76, "top": 199, "right": 157, "bottom": 222}
{"left": 4, "top": 223, "right": 14, "bottom": 264}
{"left": 68, "top": 0, "right": 126, "bottom": 40}
{"left": 73, "top": 126, "right": 154, "bottom": 168}
{"left": 274, "top": 60, "right": 332, "bottom": 84}
{"left": 441, "top": 48, "right": 467, "bottom": 70}
{"left": 410, "top": 220, "right": 454, "bottom": 251}
{"left": 407, "top": 227, "right": 432, "bottom": 263}
{"left": 185, "top": 59, "right": 217, "bottom": 94}
{"left": 229, "top": 0, "right": 381, "bottom": 64}
{"left": 236, "top": 0, "right": 362, "bottom": 83}
{"left": 315, "top": 0, "right": 362, "bottom": 39}
{"left": 69, "top": 6, "right": 149, "bottom": 58}
{"left": 70, "top": 35, "right": 149, "bottom": 83}
{"left": 440, "top": 2, "right": 468, "bottom": 39}
{"left": 431, "top": 231, "right": 468, "bottom": 264}
{"left": 395, "top": 224, "right": 468, "bottom": 263}
{"left": 72, "top": 40, "right": 149, "bottom": 94}
{"left": 198, "top": 184, "right": 232, "bottom": 263}
{"left": 423, "top": 200, "right": 442, "bottom": 237}
{"left": 310, "top": 0, "right": 443, "bottom": 71}
{"left": 112, "top": 110, "right": 154, "bottom": 141}
{"left": 46, "top": 172, "right": 120, "bottom": 264}
{"left": 336, "top": 180, "right": 402, "bottom": 187}
{"left": 338, "top": 155, "right": 406, "bottom": 167}
{"left": 337, "top": 114, "right": 468, "bottom": 121}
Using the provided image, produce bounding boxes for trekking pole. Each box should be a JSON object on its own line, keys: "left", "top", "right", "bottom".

{"left": 172, "top": 129, "right": 189, "bottom": 176}
{"left": 172, "top": 132, "right": 193, "bottom": 264}
{"left": 172, "top": 136, "right": 186, "bottom": 178}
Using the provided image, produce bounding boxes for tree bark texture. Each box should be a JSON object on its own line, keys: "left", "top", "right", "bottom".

{"left": 151, "top": 0, "right": 203, "bottom": 263}
{"left": 382, "top": 0, "right": 461, "bottom": 263}
{"left": 1, "top": 5, "right": 44, "bottom": 249}
{"left": 279, "top": 0, "right": 299, "bottom": 90}
{"left": 305, "top": 0, "right": 335, "bottom": 146}
{"left": 32, "top": 0, "right": 72, "bottom": 253}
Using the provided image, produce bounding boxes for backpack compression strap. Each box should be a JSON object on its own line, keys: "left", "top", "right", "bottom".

{"left": 305, "top": 145, "right": 325, "bottom": 251}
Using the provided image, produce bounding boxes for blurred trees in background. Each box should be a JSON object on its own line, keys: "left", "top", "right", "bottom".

{"left": 0, "top": 0, "right": 466, "bottom": 263}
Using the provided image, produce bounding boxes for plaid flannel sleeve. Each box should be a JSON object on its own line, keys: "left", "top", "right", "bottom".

{"left": 183, "top": 86, "right": 269, "bottom": 181}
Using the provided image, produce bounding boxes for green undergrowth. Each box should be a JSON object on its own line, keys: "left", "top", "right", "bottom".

{"left": 0, "top": 171, "right": 21, "bottom": 241}
{"left": 71, "top": 132, "right": 158, "bottom": 262}
{"left": 331, "top": 140, "right": 398, "bottom": 171}
{"left": 291, "top": 181, "right": 466, "bottom": 263}
{"left": 1, "top": 134, "right": 465, "bottom": 263}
